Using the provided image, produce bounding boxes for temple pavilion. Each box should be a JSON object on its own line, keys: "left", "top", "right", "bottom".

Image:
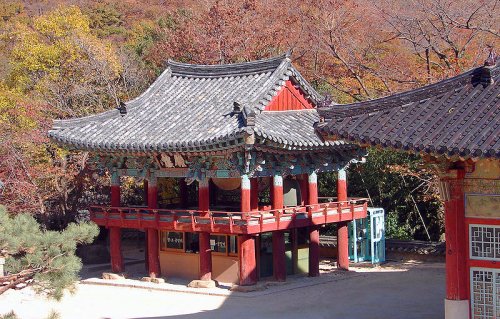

{"left": 49, "top": 54, "right": 368, "bottom": 285}
{"left": 317, "top": 57, "right": 499, "bottom": 319}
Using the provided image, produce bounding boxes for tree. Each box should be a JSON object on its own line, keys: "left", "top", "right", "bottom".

{"left": 319, "top": 148, "right": 443, "bottom": 240}
{"left": 0, "top": 0, "right": 495, "bottom": 241}
{"left": 0, "top": 84, "right": 54, "bottom": 216}
{"left": 147, "top": 0, "right": 293, "bottom": 66}
{"left": 4, "top": 5, "right": 149, "bottom": 117}
{"left": 0, "top": 205, "right": 99, "bottom": 299}
{"left": 374, "top": 0, "right": 499, "bottom": 81}
{"left": 0, "top": 5, "right": 150, "bottom": 225}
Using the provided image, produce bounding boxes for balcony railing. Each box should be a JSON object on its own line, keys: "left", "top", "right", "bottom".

{"left": 89, "top": 198, "right": 368, "bottom": 235}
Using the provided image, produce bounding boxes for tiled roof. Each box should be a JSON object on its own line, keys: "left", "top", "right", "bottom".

{"left": 254, "top": 110, "right": 345, "bottom": 150}
{"left": 49, "top": 54, "right": 336, "bottom": 153}
{"left": 317, "top": 62, "right": 500, "bottom": 159}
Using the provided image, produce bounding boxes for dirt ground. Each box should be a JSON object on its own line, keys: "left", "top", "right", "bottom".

{"left": 0, "top": 260, "right": 444, "bottom": 319}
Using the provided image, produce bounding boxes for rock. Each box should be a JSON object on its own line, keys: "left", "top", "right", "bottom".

{"left": 187, "top": 280, "right": 217, "bottom": 288}
{"left": 141, "top": 277, "right": 152, "bottom": 282}
{"left": 151, "top": 278, "right": 165, "bottom": 284}
{"left": 102, "top": 273, "right": 125, "bottom": 280}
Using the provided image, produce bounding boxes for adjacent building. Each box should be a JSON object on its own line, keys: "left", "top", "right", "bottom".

{"left": 317, "top": 57, "right": 499, "bottom": 319}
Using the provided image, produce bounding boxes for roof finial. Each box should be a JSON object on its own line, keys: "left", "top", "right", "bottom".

{"left": 319, "top": 94, "right": 334, "bottom": 108}
{"left": 480, "top": 47, "right": 496, "bottom": 86}
{"left": 233, "top": 101, "right": 243, "bottom": 113}
{"left": 242, "top": 105, "right": 256, "bottom": 127}
{"left": 117, "top": 101, "right": 127, "bottom": 117}
{"left": 484, "top": 47, "right": 497, "bottom": 67}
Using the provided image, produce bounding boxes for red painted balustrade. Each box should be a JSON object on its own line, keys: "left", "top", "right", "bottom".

{"left": 89, "top": 198, "right": 368, "bottom": 235}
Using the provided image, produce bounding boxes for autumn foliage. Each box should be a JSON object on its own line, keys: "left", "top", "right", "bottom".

{"left": 0, "top": 0, "right": 498, "bottom": 238}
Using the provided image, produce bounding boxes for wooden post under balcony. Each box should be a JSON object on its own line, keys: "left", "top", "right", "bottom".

{"left": 337, "top": 169, "right": 349, "bottom": 271}
{"left": 143, "top": 179, "right": 149, "bottom": 272}
{"left": 198, "top": 178, "right": 212, "bottom": 281}
{"left": 110, "top": 171, "right": 123, "bottom": 273}
{"left": 146, "top": 173, "right": 160, "bottom": 277}
{"left": 239, "top": 174, "right": 257, "bottom": 285}
{"left": 272, "top": 174, "right": 286, "bottom": 282}
{"left": 308, "top": 171, "right": 320, "bottom": 277}
{"left": 238, "top": 234, "right": 257, "bottom": 286}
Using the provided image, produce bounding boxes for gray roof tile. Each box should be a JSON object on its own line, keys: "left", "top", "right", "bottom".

{"left": 317, "top": 62, "right": 500, "bottom": 159}
{"left": 49, "top": 55, "right": 346, "bottom": 153}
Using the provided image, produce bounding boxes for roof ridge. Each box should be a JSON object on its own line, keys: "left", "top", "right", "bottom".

{"left": 286, "top": 64, "right": 323, "bottom": 103}
{"left": 250, "top": 59, "right": 323, "bottom": 112}
{"left": 316, "top": 62, "right": 500, "bottom": 160}
{"left": 250, "top": 57, "right": 292, "bottom": 111}
{"left": 167, "top": 54, "right": 289, "bottom": 78}
{"left": 262, "top": 109, "right": 318, "bottom": 113}
{"left": 319, "top": 62, "right": 499, "bottom": 119}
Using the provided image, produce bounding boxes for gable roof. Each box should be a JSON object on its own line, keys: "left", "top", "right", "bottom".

{"left": 316, "top": 61, "right": 500, "bottom": 160}
{"left": 48, "top": 54, "right": 346, "bottom": 153}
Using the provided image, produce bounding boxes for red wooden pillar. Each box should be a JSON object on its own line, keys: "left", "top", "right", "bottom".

{"left": 239, "top": 174, "right": 257, "bottom": 285}
{"left": 199, "top": 233, "right": 211, "bottom": 281}
{"left": 144, "top": 179, "right": 149, "bottom": 271}
{"left": 272, "top": 174, "right": 286, "bottom": 281}
{"left": 337, "top": 169, "right": 349, "bottom": 270}
{"left": 239, "top": 235, "right": 257, "bottom": 285}
{"left": 241, "top": 175, "right": 251, "bottom": 212}
{"left": 110, "top": 171, "right": 123, "bottom": 273}
{"left": 337, "top": 169, "right": 348, "bottom": 203}
{"left": 146, "top": 173, "right": 160, "bottom": 277}
{"left": 111, "top": 172, "right": 120, "bottom": 207}
{"left": 198, "top": 178, "right": 212, "bottom": 281}
{"left": 308, "top": 172, "right": 320, "bottom": 277}
{"left": 250, "top": 177, "right": 259, "bottom": 211}
{"left": 109, "top": 228, "right": 123, "bottom": 273}
{"left": 308, "top": 172, "right": 318, "bottom": 206}
{"left": 442, "top": 168, "right": 468, "bottom": 319}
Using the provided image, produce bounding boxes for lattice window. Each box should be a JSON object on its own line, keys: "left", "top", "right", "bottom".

{"left": 470, "top": 225, "right": 500, "bottom": 261}
{"left": 496, "top": 274, "right": 500, "bottom": 317}
{"left": 471, "top": 269, "right": 500, "bottom": 319}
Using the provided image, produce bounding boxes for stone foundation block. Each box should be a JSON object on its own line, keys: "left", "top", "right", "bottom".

{"left": 188, "top": 280, "right": 217, "bottom": 288}
{"left": 151, "top": 278, "right": 165, "bottom": 284}
{"left": 445, "top": 299, "right": 469, "bottom": 319}
{"left": 102, "top": 273, "right": 126, "bottom": 280}
{"left": 230, "top": 283, "right": 267, "bottom": 292}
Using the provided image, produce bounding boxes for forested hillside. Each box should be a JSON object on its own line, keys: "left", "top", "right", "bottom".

{"left": 0, "top": 0, "right": 498, "bottom": 240}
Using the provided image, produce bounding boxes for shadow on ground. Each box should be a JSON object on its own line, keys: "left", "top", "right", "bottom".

{"left": 120, "top": 264, "right": 445, "bottom": 319}
{"left": 78, "top": 238, "right": 444, "bottom": 319}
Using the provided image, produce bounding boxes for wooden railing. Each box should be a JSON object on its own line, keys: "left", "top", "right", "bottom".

{"left": 89, "top": 198, "right": 368, "bottom": 235}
